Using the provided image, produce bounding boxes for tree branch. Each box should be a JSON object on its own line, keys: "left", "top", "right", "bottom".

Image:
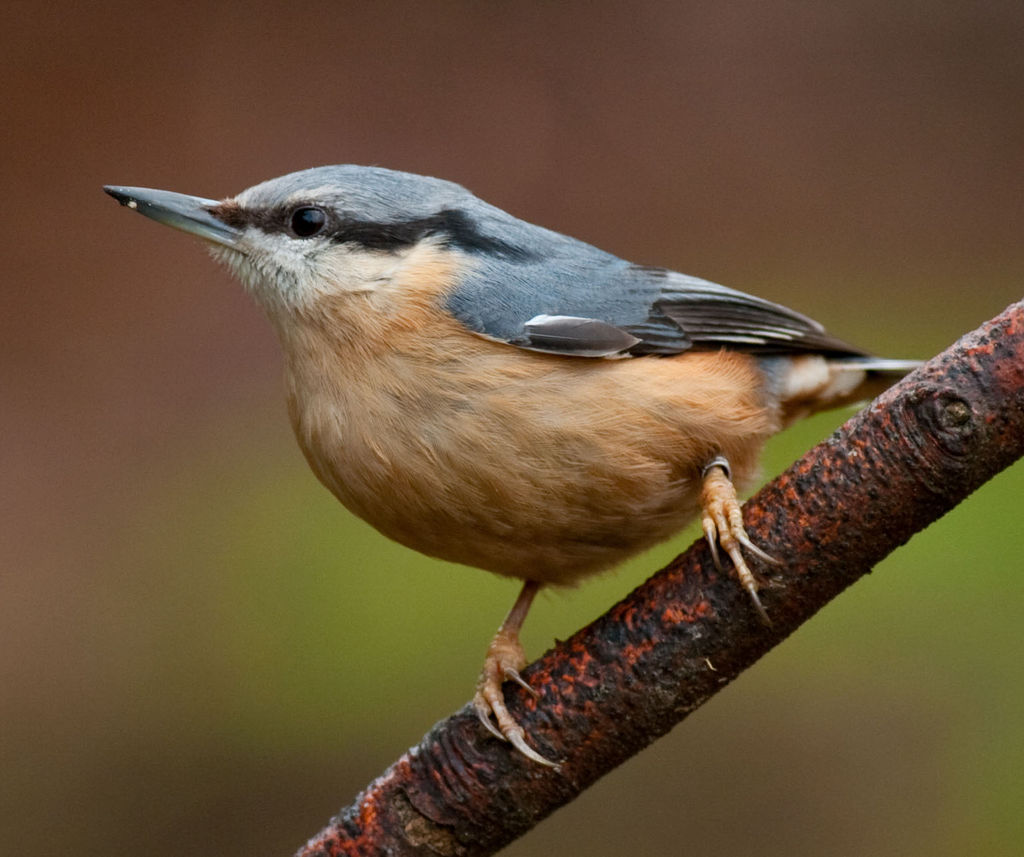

{"left": 295, "top": 300, "right": 1024, "bottom": 857}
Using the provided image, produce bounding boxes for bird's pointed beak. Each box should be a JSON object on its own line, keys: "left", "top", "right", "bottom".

{"left": 103, "top": 185, "right": 242, "bottom": 248}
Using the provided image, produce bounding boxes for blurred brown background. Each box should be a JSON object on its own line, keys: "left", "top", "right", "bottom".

{"left": 3, "top": 2, "right": 1023, "bottom": 855}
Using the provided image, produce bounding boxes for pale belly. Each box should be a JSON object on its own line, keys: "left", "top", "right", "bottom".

{"left": 286, "top": 345, "right": 775, "bottom": 586}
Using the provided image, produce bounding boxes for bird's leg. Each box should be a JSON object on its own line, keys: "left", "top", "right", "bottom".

{"left": 473, "top": 579, "right": 558, "bottom": 767}
{"left": 700, "top": 455, "right": 778, "bottom": 624}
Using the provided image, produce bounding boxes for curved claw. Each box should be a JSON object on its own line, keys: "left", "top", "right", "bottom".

{"left": 742, "top": 579, "right": 771, "bottom": 626}
{"left": 504, "top": 666, "right": 540, "bottom": 698}
{"left": 701, "top": 517, "right": 724, "bottom": 571}
{"left": 734, "top": 528, "right": 781, "bottom": 567}
{"left": 474, "top": 700, "right": 508, "bottom": 742}
{"left": 473, "top": 674, "right": 559, "bottom": 768}
{"left": 505, "top": 722, "right": 559, "bottom": 768}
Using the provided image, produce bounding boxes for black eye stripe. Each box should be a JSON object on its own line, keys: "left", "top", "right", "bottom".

{"left": 208, "top": 202, "right": 535, "bottom": 260}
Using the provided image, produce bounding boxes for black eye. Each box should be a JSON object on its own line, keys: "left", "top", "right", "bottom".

{"left": 289, "top": 206, "right": 327, "bottom": 238}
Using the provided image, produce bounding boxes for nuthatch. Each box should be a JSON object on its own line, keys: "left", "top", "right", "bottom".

{"left": 105, "top": 166, "right": 918, "bottom": 765}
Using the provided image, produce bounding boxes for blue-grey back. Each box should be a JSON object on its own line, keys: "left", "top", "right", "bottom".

{"left": 239, "top": 165, "right": 865, "bottom": 358}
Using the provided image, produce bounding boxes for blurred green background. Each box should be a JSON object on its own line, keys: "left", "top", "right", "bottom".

{"left": 3, "top": 2, "right": 1023, "bottom": 855}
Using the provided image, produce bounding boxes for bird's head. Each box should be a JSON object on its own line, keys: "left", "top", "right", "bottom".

{"left": 104, "top": 166, "right": 530, "bottom": 330}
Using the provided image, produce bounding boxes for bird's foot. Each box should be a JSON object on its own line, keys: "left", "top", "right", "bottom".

{"left": 473, "top": 625, "right": 558, "bottom": 767}
{"left": 700, "top": 456, "right": 779, "bottom": 624}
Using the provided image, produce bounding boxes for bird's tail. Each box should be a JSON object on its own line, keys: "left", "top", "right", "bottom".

{"left": 830, "top": 356, "right": 923, "bottom": 400}
{"left": 771, "top": 355, "right": 923, "bottom": 426}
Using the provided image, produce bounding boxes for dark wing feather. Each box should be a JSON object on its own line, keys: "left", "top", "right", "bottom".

{"left": 630, "top": 269, "right": 866, "bottom": 356}
{"left": 522, "top": 315, "right": 642, "bottom": 357}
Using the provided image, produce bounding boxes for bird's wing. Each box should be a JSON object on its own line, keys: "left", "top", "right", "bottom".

{"left": 619, "top": 267, "right": 866, "bottom": 357}
{"left": 446, "top": 258, "right": 867, "bottom": 359}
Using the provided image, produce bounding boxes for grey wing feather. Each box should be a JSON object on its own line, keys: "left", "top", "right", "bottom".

{"left": 523, "top": 314, "right": 642, "bottom": 357}
{"left": 443, "top": 212, "right": 866, "bottom": 358}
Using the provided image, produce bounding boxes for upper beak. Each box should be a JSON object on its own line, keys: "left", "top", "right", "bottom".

{"left": 103, "top": 185, "right": 242, "bottom": 248}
